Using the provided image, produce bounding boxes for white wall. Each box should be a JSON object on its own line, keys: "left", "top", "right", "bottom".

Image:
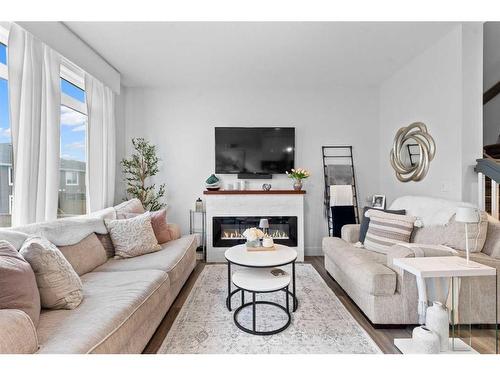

{"left": 16, "top": 22, "right": 121, "bottom": 93}
{"left": 117, "top": 87, "right": 380, "bottom": 255}
{"left": 379, "top": 24, "right": 483, "bottom": 205}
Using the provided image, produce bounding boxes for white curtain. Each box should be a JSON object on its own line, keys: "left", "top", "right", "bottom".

{"left": 85, "top": 73, "right": 116, "bottom": 212}
{"left": 8, "top": 24, "right": 61, "bottom": 226}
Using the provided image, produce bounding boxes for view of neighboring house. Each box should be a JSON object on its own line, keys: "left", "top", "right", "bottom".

{"left": 58, "top": 158, "right": 86, "bottom": 217}
{"left": 0, "top": 143, "right": 86, "bottom": 225}
{"left": 0, "top": 143, "right": 12, "bottom": 226}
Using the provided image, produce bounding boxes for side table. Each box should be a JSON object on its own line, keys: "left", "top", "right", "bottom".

{"left": 189, "top": 209, "right": 206, "bottom": 261}
{"left": 392, "top": 256, "right": 498, "bottom": 354}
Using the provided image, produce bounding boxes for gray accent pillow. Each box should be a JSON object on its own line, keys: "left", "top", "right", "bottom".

{"left": 20, "top": 237, "right": 83, "bottom": 310}
{"left": 359, "top": 206, "right": 406, "bottom": 243}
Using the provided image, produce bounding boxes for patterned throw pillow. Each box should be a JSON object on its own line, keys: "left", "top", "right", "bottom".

{"left": 20, "top": 236, "right": 83, "bottom": 310}
{"left": 105, "top": 212, "right": 161, "bottom": 259}
{"left": 358, "top": 206, "right": 406, "bottom": 243}
{"left": 364, "top": 209, "right": 417, "bottom": 254}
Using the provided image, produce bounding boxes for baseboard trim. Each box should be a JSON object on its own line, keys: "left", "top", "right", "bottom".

{"left": 304, "top": 247, "right": 323, "bottom": 256}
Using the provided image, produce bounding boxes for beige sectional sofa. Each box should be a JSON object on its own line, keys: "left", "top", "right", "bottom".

{"left": 323, "top": 196, "right": 500, "bottom": 325}
{"left": 0, "top": 200, "right": 197, "bottom": 354}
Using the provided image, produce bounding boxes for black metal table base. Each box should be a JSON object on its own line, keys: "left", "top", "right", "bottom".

{"left": 233, "top": 289, "right": 291, "bottom": 336}
{"left": 226, "top": 260, "right": 298, "bottom": 312}
{"left": 226, "top": 288, "right": 298, "bottom": 312}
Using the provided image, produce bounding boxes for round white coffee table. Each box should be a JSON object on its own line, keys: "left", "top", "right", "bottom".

{"left": 225, "top": 244, "right": 298, "bottom": 313}
{"left": 232, "top": 268, "right": 292, "bottom": 335}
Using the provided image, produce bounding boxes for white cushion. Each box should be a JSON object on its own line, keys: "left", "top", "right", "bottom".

{"left": 389, "top": 196, "right": 475, "bottom": 227}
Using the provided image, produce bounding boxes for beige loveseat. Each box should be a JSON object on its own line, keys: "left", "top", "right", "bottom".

{"left": 323, "top": 196, "right": 500, "bottom": 325}
{"left": 0, "top": 199, "right": 197, "bottom": 354}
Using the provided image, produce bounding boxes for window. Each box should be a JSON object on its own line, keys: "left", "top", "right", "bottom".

{"left": 58, "top": 61, "right": 87, "bottom": 218}
{"left": 0, "top": 33, "right": 12, "bottom": 227}
{"left": 65, "top": 171, "right": 79, "bottom": 186}
{"left": 0, "top": 26, "right": 88, "bottom": 222}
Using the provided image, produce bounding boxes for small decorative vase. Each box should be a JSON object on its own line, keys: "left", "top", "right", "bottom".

{"left": 425, "top": 301, "right": 449, "bottom": 352}
{"left": 412, "top": 325, "right": 440, "bottom": 354}
{"left": 246, "top": 239, "right": 260, "bottom": 248}
{"left": 293, "top": 179, "right": 303, "bottom": 191}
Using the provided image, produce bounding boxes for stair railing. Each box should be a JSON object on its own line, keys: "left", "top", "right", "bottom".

{"left": 476, "top": 157, "right": 500, "bottom": 219}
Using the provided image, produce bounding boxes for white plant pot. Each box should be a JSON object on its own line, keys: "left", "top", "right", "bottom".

{"left": 425, "top": 301, "right": 449, "bottom": 352}
{"left": 412, "top": 325, "right": 440, "bottom": 354}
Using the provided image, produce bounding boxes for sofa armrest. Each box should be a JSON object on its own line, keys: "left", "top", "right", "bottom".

{"left": 341, "top": 224, "right": 361, "bottom": 243}
{"left": 167, "top": 223, "right": 182, "bottom": 241}
{"left": 0, "top": 309, "right": 38, "bottom": 354}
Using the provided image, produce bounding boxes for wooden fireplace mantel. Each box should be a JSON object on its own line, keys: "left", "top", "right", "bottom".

{"left": 203, "top": 190, "right": 306, "bottom": 195}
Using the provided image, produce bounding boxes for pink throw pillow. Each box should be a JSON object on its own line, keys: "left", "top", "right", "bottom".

{"left": 0, "top": 240, "right": 41, "bottom": 326}
{"left": 124, "top": 209, "right": 172, "bottom": 244}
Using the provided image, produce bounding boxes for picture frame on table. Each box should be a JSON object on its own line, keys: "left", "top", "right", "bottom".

{"left": 372, "top": 194, "right": 386, "bottom": 209}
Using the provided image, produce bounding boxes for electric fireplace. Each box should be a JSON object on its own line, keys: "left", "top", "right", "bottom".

{"left": 212, "top": 216, "right": 298, "bottom": 247}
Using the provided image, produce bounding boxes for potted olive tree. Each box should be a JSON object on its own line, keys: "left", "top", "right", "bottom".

{"left": 121, "top": 138, "right": 166, "bottom": 211}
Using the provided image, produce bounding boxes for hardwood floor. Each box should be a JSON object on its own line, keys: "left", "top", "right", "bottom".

{"left": 143, "top": 256, "right": 496, "bottom": 354}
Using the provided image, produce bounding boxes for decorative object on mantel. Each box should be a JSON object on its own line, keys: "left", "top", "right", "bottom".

{"left": 390, "top": 122, "right": 436, "bottom": 182}
{"left": 286, "top": 168, "right": 310, "bottom": 191}
{"left": 455, "top": 206, "right": 480, "bottom": 267}
{"left": 411, "top": 326, "right": 440, "bottom": 354}
{"left": 425, "top": 302, "right": 449, "bottom": 352}
{"left": 121, "top": 138, "right": 166, "bottom": 211}
{"left": 262, "top": 183, "right": 272, "bottom": 191}
{"left": 205, "top": 174, "right": 221, "bottom": 191}
{"left": 242, "top": 227, "right": 265, "bottom": 248}
{"left": 203, "top": 189, "right": 305, "bottom": 195}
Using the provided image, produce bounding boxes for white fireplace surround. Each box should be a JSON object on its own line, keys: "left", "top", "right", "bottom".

{"left": 205, "top": 193, "right": 305, "bottom": 263}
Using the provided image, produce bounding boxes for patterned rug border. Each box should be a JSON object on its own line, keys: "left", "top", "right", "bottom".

{"left": 158, "top": 263, "right": 382, "bottom": 354}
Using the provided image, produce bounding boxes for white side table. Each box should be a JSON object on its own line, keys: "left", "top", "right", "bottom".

{"left": 392, "top": 256, "right": 498, "bottom": 354}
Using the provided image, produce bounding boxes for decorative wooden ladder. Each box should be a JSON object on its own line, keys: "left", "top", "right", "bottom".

{"left": 322, "top": 145, "right": 359, "bottom": 237}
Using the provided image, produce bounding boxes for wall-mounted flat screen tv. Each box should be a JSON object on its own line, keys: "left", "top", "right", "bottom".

{"left": 215, "top": 127, "right": 295, "bottom": 175}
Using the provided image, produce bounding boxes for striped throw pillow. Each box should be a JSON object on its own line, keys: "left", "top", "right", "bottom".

{"left": 364, "top": 209, "right": 416, "bottom": 254}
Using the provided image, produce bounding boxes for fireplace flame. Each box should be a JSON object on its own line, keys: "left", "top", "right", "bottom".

{"left": 221, "top": 228, "right": 289, "bottom": 240}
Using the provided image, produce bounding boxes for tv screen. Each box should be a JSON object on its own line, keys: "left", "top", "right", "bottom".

{"left": 215, "top": 127, "right": 295, "bottom": 174}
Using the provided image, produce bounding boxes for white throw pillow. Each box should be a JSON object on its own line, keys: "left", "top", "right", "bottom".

{"left": 105, "top": 212, "right": 161, "bottom": 259}
{"left": 20, "top": 236, "right": 83, "bottom": 310}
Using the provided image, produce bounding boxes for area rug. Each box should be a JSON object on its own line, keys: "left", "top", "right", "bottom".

{"left": 158, "top": 264, "right": 381, "bottom": 354}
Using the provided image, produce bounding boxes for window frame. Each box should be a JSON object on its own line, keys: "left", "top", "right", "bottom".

{"left": 0, "top": 25, "right": 8, "bottom": 80}
{"left": 8, "top": 166, "right": 13, "bottom": 186}
{"left": 8, "top": 195, "right": 12, "bottom": 215}
{"left": 65, "top": 171, "right": 79, "bottom": 186}
{"left": 61, "top": 60, "right": 87, "bottom": 116}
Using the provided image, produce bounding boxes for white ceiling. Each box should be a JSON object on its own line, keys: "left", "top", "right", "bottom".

{"left": 65, "top": 22, "right": 457, "bottom": 89}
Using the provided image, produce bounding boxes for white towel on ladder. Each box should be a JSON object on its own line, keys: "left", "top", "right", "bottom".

{"left": 330, "top": 185, "right": 353, "bottom": 206}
